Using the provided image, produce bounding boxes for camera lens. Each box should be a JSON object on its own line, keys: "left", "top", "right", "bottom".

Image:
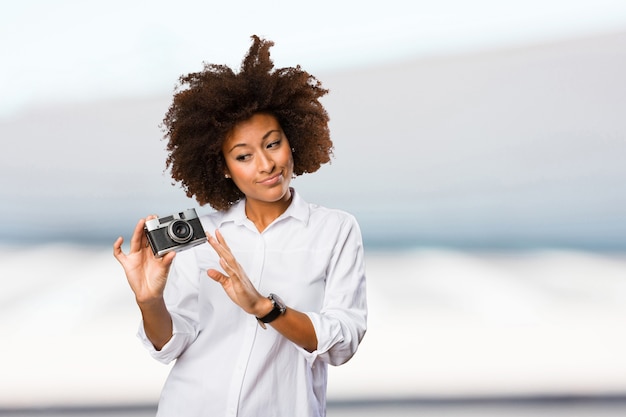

{"left": 167, "top": 219, "right": 193, "bottom": 243}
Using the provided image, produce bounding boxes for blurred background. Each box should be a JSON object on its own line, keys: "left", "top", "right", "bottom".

{"left": 1, "top": 1, "right": 626, "bottom": 416}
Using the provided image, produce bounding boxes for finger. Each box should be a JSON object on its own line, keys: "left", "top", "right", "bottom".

{"left": 207, "top": 234, "right": 220, "bottom": 258}
{"left": 113, "top": 236, "right": 125, "bottom": 261}
{"left": 219, "top": 256, "right": 236, "bottom": 277}
{"left": 214, "top": 229, "right": 231, "bottom": 251}
{"left": 206, "top": 237, "right": 235, "bottom": 277}
{"left": 207, "top": 231, "right": 239, "bottom": 278}
{"left": 129, "top": 218, "right": 147, "bottom": 253}
{"left": 141, "top": 215, "right": 160, "bottom": 251}
{"left": 161, "top": 250, "right": 176, "bottom": 267}
{"left": 207, "top": 233, "right": 229, "bottom": 259}
{"left": 207, "top": 268, "right": 229, "bottom": 285}
{"left": 213, "top": 230, "right": 237, "bottom": 266}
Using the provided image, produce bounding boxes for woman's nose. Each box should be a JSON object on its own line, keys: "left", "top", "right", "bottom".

{"left": 257, "top": 152, "right": 275, "bottom": 172}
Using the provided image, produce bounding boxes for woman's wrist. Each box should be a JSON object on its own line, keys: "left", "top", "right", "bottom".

{"left": 252, "top": 296, "right": 274, "bottom": 318}
{"left": 136, "top": 294, "right": 166, "bottom": 309}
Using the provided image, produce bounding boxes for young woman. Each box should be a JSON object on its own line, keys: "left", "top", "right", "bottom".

{"left": 113, "top": 36, "right": 367, "bottom": 417}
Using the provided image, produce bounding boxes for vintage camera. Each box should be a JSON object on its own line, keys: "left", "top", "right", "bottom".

{"left": 144, "top": 208, "right": 207, "bottom": 257}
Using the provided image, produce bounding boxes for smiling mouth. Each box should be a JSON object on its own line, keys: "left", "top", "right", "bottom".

{"left": 257, "top": 172, "right": 283, "bottom": 185}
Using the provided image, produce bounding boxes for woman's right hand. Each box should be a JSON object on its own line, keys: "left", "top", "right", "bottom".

{"left": 113, "top": 216, "right": 176, "bottom": 304}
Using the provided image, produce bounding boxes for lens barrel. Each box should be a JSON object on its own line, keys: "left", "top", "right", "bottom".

{"left": 167, "top": 219, "right": 193, "bottom": 243}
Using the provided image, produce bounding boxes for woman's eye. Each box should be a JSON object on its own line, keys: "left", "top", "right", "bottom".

{"left": 267, "top": 140, "right": 281, "bottom": 149}
{"left": 236, "top": 154, "right": 251, "bottom": 161}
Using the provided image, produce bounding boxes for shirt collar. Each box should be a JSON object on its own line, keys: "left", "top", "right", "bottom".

{"left": 217, "top": 188, "right": 309, "bottom": 228}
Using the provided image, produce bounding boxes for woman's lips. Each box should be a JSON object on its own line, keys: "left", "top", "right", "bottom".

{"left": 257, "top": 172, "right": 282, "bottom": 186}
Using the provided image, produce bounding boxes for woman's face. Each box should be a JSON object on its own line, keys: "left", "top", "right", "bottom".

{"left": 222, "top": 113, "right": 294, "bottom": 207}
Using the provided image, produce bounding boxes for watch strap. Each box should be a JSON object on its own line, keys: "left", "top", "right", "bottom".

{"left": 256, "top": 294, "right": 286, "bottom": 328}
{"left": 258, "top": 306, "right": 282, "bottom": 324}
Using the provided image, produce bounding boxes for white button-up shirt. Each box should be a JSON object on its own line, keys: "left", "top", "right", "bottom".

{"left": 138, "top": 190, "right": 367, "bottom": 417}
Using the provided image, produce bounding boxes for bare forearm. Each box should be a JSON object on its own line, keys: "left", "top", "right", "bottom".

{"left": 267, "top": 308, "right": 318, "bottom": 353}
{"left": 138, "top": 297, "right": 173, "bottom": 351}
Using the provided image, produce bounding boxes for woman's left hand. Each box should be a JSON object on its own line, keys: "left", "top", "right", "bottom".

{"left": 206, "top": 229, "right": 271, "bottom": 317}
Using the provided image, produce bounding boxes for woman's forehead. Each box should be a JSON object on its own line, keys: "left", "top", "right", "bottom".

{"left": 224, "top": 113, "right": 282, "bottom": 148}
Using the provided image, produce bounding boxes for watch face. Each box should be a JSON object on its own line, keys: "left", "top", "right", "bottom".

{"left": 269, "top": 293, "right": 286, "bottom": 313}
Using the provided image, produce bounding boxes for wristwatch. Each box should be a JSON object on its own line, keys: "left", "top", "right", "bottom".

{"left": 256, "top": 293, "right": 286, "bottom": 329}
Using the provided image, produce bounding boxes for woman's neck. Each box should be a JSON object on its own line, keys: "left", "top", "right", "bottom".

{"left": 244, "top": 191, "right": 293, "bottom": 232}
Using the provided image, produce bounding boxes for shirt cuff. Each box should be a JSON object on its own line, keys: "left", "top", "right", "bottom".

{"left": 136, "top": 313, "right": 197, "bottom": 364}
{"left": 299, "top": 312, "right": 345, "bottom": 367}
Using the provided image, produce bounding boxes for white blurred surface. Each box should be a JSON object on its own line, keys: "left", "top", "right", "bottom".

{"left": 1, "top": 245, "right": 625, "bottom": 408}
{"left": 329, "top": 249, "right": 626, "bottom": 398}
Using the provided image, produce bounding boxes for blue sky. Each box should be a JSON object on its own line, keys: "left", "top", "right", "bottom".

{"left": 2, "top": 0, "right": 626, "bottom": 117}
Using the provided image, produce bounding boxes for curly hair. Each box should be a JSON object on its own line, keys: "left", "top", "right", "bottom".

{"left": 162, "top": 35, "right": 333, "bottom": 211}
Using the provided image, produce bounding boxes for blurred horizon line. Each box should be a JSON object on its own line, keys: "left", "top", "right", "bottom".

{"left": 4, "top": 392, "right": 626, "bottom": 414}
{"left": 1, "top": 234, "right": 625, "bottom": 252}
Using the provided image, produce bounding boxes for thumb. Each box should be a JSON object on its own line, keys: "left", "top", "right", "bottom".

{"left": 161, "top": 250, "right": 176, "bottom": 266}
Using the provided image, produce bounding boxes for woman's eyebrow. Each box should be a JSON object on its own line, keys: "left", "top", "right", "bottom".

{"left": 227, "top": 129, "right": 281, "bottom": 153}
{"left": 226, "top": 142, "right": 247, "bottom": 153}
{"left": 262, "top": 129, "right": 281, "bottom": 141}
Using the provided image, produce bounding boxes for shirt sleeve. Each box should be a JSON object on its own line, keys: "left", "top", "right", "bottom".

{"left": 302, "top": 213, "right": 368, "bottom": 366}
{"left": 136, "top": 249, "right": 201, "bottom": 364}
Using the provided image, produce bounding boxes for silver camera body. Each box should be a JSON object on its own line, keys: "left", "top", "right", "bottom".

{"left": 144, "top": 208, "right": 207, "bottom": 257}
